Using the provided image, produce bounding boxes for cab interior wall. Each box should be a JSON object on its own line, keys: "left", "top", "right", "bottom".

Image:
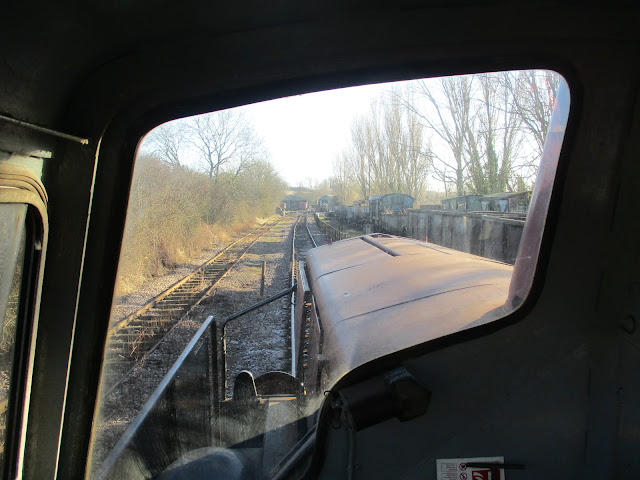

{"left": 0, "top": 4, "right": 633, "bottom": 479}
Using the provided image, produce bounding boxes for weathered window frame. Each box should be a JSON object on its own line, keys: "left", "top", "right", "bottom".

{"left": 0, "top": 164, "right": 47, "bottom": 479}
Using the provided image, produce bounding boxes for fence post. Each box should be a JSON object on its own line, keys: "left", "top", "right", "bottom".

{"left": 259, "top": 260, "right": 266, "bottom": 300}
{"left": 209, "top": 319, "right": 221, "bottom": 444}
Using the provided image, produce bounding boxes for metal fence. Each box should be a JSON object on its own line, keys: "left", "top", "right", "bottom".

{"left": 313, "top": 213, "right": 343, "bottom": 242}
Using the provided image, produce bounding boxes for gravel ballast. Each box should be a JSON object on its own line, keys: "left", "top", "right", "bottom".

{"left": 91, "top": 216, "right": 299, "bottom": 470}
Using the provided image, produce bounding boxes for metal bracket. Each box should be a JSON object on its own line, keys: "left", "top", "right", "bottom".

{"left": 0, "top": 114, "right": 89, "bottom": 145}
{"left": 336, "top": 367, "right": 431, "bottom": 431}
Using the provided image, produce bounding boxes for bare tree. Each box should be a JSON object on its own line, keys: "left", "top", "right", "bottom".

{"left": 394, "top": 77, "right": 474, "bottom": 196}
{"left": 396, "top": 72, "right": 554, "bottom": 197}
{"left": 344, "top": 97, "right": 431, "bottom": 203}
{"left": 349, "top": 115, "right": 375, "bottom": 200}
{"left": 508, "top": 70, "right": 559, "bottom": 158}
{"left": 144, "top": 123, "right": 185, "bottom": 168}
{"left": 188, "top": 110, "right": 265, "bottom": 181}
{"left": 401, "top": 106, "right": 431, "bottom": 201}
{"left": 465, "top": 73, "right": 523, "bottom": 194}
{"left": 331, "top": 153, "right": 354, "bottom": 206}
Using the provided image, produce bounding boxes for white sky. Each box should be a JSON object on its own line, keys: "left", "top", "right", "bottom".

{"left": 243, "top": 83, "right": 394, "bottom": 186}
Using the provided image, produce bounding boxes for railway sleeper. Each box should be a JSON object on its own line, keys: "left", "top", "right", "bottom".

{"left": 202, "top": 272, "right": 225, "bottom": 279}
{"left": 114, "top": 330, "right": 161, "bottom": 344}
{"left": 174, "top": 286, "right": 207, "bottom": 295}
{"left": 111, "top": 325, "right": 170, "bottom": 338}
{"left": 174, "top": 283, "right": 203, "bottom": 291}
{"left": 127, "top": 315, "right": 175, "bottom": 324}
{"left": 149, "top": 306, "right": 189, "bottom": 312}
{"left": 203, "top": 267, "right": 227, "bottom": 274}
{"left": 154, "top": 301, "right": 191, "bottom": 307}
{"left": 110, "top": 333, "right": 159, "bottom": 341}
{"left": 166, "top": 291, "right": 193, "bottom": 298}
{"left": 118, "top": 322, "right": 171, "bottom": 333}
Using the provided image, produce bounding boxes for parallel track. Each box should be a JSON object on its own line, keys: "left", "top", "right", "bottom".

{"left": 103, "top": 218, "right": 286, "bottom": 391}
{"left": 290, "top": 213, "right": 322, "bottom": 377}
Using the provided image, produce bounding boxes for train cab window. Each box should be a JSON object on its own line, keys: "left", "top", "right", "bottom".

{"left": 0, "top": 177, "right": 46, "bottom": 478}
{"left": 0, "top": 204, "right": 26, "bottom": 472}
{"left": 90, "top": 70, "right": 569, "bottom": 479}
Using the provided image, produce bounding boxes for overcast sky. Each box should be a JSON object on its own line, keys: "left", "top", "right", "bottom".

{"left": 243, "top": 82, "right": 394, "bottom": 187}
{"left": 142, "top": 79, "right": 416, "bottom": 188}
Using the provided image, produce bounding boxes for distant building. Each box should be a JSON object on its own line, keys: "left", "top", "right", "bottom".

{"left": 283, "top": 194, "right": 308, "bottom": 211}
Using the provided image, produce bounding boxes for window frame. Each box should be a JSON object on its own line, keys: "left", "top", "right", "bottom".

{"left": 0, "top": 165, "right": 48, "bottom": 480}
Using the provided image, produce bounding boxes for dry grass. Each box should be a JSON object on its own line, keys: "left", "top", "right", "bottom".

{"left": 112, "top": 155, "right": 285, "bottom": 296}
{"left": 114, "top": 218, "right": 265, "bottom": 296}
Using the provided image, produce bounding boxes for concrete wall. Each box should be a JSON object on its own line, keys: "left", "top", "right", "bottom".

{"left": 379, "top": 209, "right": 525, "bottom": 264}
{"left": 381, "top": 214, "right": 408, "bottom": 235}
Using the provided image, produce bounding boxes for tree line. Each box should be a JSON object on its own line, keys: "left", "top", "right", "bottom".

{"left": 117, "top": 111, "right": 286, "bottom": 294}
{"left": 331, "top": 70, "right": 559, "bottom": 205}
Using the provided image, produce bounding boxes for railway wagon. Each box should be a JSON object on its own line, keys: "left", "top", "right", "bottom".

{"left": 333, "top": 204, "right": 369, "bottom": 224}
{"left": 317, "top": 195, "right": 337, "bottom": 211}
{"left": 369, "top": 193, "right": 414, "bottom": 226}
{"left": 441, "top": 191, "right": 532, "bottom": 214}
{"left": 283, "top": 195, "right": 308, "bottom": 211}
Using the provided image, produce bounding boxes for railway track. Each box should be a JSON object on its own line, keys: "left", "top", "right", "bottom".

{"left": 103, "top": 218, "right": 287, "bottom": 392}
{"left": 290, "top": 213, "right": 325, "bottom": 378}
{"left": 93, "top": 212, "right": 328, "bottom": 473}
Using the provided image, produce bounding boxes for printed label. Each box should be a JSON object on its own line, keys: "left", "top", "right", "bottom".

{"left": 436, "top": 457, "right": 505, "bottom": 480}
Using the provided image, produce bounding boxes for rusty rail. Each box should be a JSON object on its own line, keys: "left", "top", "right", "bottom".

{"left": 110, "top": 229, "right": 257, "bottom": 335}
{"left": 96, "top": 214, "right": 325, "bottom": 478}
{"left": 103, "top": 219, "right": 286, "bottom": 393}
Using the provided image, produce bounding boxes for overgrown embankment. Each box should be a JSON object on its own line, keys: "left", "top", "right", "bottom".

{"left": 116, "top": 156, "right": 286, "bottom": 294}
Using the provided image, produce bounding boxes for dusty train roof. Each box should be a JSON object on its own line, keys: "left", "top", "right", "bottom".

{"left": 305, "top": 235, "right": 513, "bottom": 380}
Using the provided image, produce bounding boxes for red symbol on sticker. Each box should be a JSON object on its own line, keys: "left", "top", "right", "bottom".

{"left": 459, "top": 463, "right": 467, "bottom": 471}
{"left": 460, "top": 473, "right": 468, "bottom": 480}
{"left": 472, "top": 470, "right": 500, "bottom": 480}
{"left": 472, "top": 471, "right": 489, "bottom": 480}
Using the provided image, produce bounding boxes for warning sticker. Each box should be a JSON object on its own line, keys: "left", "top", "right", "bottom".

{"left": 436, "top": 457, "right": 505, "bottom": 480}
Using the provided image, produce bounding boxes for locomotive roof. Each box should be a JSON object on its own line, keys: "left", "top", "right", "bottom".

{"left": 305, "top": 235, "right": 512, "bottom": 383}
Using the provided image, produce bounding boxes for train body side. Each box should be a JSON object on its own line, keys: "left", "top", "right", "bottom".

{"left": 303, "top": 234, "right": 512, "bottom": 391}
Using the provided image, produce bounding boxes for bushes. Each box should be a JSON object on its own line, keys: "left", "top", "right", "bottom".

{"left": 116, "top": 156, "right": 286, "bottom": 295}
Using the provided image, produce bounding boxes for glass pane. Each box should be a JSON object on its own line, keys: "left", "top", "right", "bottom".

{"left": 0, "top": 203, "right": 27, "bottom": 470}
{"left": 91, "top": 70, "right": 569, "bottom": 479}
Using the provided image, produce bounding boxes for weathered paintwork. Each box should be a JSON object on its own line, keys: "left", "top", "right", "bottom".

{"left": 305, "top": 234, "right": 513, "bottom": 388}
